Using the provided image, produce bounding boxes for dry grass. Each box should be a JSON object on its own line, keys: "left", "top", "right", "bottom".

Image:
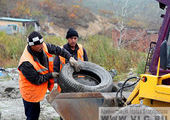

{"left": 0, "top": 32, "right": 146, "bottom": 79}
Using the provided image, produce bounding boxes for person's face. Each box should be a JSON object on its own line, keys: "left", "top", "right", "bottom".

{"left": 67, "top": 36, "right": 78, "bottom": 47}
{"left": 30, "top": 43, "right": 43, "bottom": 52}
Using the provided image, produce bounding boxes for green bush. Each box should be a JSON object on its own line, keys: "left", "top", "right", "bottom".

{"left": 44, "top": 35, "right": 67, "bottom": 46}
{"left": 0, "top": 32, "right": 66, "bottom": 67}
{"left": 83, "top": 35, "right": 146, "bottom": 73}
{"left": 0, "top": 32, "right": 26, "bottom": 67}
{"left": 0, "top": 32, "right": 146, "bottom": 77}
{"left": 136, "top": 56, "right": 146, "bottom": 75}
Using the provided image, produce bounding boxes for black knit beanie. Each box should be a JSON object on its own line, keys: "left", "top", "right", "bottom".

{"left": 66, "top": 28, "right": 79, "bottom": 39}
{"left": 27, "top": 31, "right": 43, "bottom": 46}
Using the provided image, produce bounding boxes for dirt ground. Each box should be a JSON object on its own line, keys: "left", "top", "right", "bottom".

{"left": 0, "top": 68, "right": 59, "bottom": 120}
{"left": 0, "top": 68, "right": 134, "bottom": 120}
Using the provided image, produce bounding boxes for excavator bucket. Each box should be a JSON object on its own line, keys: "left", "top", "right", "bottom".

{"left": 46, "top": 88, "right": 130, "bottom": 120}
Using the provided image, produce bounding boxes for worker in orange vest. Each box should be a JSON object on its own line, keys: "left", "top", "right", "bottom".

{"left": 54, "top": 28, "right": 88, "bottom": 72}
{"left": 18, "top": 31, "right": 80, "bottom": 120}
{"left": 54, "top": 28, "right": 88, "bottom": 120}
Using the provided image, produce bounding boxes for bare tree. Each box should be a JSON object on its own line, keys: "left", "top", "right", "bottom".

{"left": 110, "top": 0, "right": 146, "bottom": 49}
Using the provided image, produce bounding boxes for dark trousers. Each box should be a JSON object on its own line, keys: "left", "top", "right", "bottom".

{"left": 23, "top": 99, "right": 40, "bottom": 120}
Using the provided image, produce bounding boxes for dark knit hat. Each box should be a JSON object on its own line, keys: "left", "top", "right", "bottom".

{"left": 66, "top": 28, "right": 79, "bottom": 39}
{"left": 27, "top": 31, "right": 44, "bottom": 46}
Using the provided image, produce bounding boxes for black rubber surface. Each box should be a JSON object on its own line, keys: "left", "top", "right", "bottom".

{"left": 59, "top": 61, "right": 113, "bottom": 92}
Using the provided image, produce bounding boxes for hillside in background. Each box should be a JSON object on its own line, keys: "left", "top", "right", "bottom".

{"left": 0, "top": 0, "right": 163, "bottom": 36}
{"left": 0, "top": 0, "right": 164, "bottom": 79}
{"left": 81, "top": 0, "right": 163, "bottom": 29}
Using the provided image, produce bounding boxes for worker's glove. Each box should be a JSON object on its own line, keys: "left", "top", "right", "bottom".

{"left": 69, "top": 57, "right": 81, "bottom": 72}
{"left": 51, "top": 72, "right": 59, "bottom": 78}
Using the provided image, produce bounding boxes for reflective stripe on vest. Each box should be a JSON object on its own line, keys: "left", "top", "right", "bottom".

{"left": 18, "top": 43, "right": 54, "bottom": 102}
{"left": 49, "top": 57, "right": 54, "bottom": 62}
{"left": 37, "top": 68, "right": 48, "bottom": 73}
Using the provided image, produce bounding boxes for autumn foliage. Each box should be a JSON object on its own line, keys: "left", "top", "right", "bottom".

{"left": 10, "top": 0, "right": 31, "bottom": 17}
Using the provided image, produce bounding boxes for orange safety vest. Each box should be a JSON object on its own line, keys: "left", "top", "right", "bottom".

{"left": 59, "top": 44, "right": 84, "bottom": 71}
{"left": 18, "top": 43, "right": 54, "bottom": 102}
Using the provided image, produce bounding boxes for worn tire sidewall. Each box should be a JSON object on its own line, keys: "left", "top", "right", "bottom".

{"left": 59, "top": 61, "right": 113, "bottom": 92}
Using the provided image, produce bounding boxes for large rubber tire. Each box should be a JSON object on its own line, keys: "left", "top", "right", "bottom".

{"left": 59, "top": 61, "right": 113, "bottom": 92}
{"left": 112, "top": 104, "right": 164, "bottom": 120}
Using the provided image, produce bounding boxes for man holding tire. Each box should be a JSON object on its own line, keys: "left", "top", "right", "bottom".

{"left": 54, "top": 28, "right": 88, "bottom": 72}
{"left": 18, "top": 31, "right": 80, "bottom": 120}
{"left": 53, "top": 28, "right": 88, "bottom": 120}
